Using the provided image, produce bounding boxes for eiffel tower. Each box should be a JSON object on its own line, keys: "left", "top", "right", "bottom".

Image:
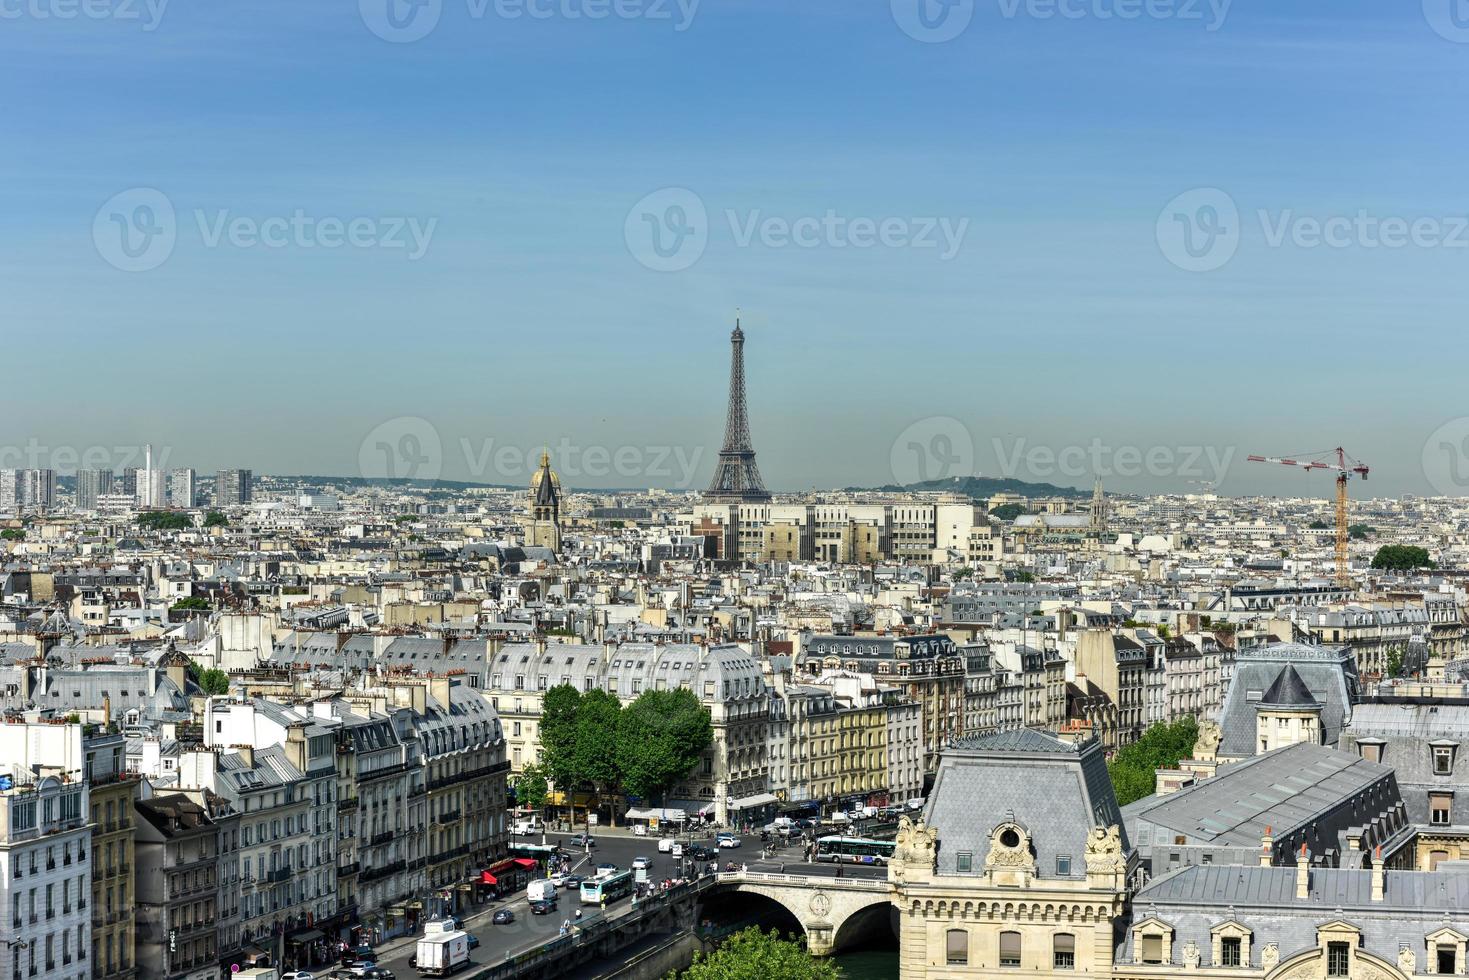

{"left": 705, "top": 319, "right": 772, "bottom": 502}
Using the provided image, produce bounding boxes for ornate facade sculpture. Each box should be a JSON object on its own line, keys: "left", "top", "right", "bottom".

{"left": 1085, "top": 825, "right": 1127, "bottom": 874}
{"left": 1194, "top": 719, "right": 1224, "bottom": 761}
{"left": 1183, "top": 941, "right": 1201, "bottom": 969}
{"left": 1262, "top": 942, "right": 1280, "bottom": 970}
{"left": 893, "top": 815, "right": 938, "bottom": 872}
{"left": 1399, "top": 946, "right": 1417, "bottom": 975}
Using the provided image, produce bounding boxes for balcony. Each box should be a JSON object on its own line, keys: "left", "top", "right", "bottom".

{"left": 370, "top": 831, "right": 394, "bottom": 846}
{"left": 266, "top": 867, "right": 293, "bottom": 883}
{"left": 337, "top": 798, "right": 358, "bottom": 814}
{"left": 337, "top": 861, "right": 360, "bottom": 877}
{"left": 435, "top": 810, "right": 461, "bottom": 825}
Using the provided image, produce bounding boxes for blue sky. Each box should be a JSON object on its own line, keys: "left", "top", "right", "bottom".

{"left": 3, "top": 0, "right": 1468, "bottom": 497}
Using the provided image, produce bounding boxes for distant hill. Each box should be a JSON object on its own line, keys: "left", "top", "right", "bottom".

{"left": 847, "top": 475, "right": 1090, "bottom": 499}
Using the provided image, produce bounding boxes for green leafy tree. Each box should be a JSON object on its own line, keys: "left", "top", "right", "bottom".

{"left": 0, "top": 528, "right": 24, "bottom": 541}
{"left": 1014, "top": 570, "right": 1036, "bottom": 583}
{"left": 617, "top": 688, "right": 713, "bottom": 806}
{"left": 513, "top": 762, "right": 550, "bottom": 811}
{"left": 1385, "top": 646, "right": 1405, "bottom": 680}
{"left": 202, "top": 512, "right": 229, "bottom": 528}
{"left": 1348, "top": 524, "right": 1375, "bottom": 540}
{"left": 539, "top": 685, "right": 584, "bottom": 792}
{"left": 1107, "top": 717, "right": 1199, "bottom": 807}
{"left": 186, "top": 660, "right": 231, "bottom": 695}
{"left": 990, "top": 503, "right": 1027, "bottom": 522}
{"left": 139, "top": 512, "right": 191, "bottom": 531}
{"left": 1371, "top": 545, "right": 1434, "bottom": 571}
{"left": 1308, "top": 519, "right": 1330, "bottom": 530}
{"left": 171, "top": 596, "right": 210, "bottom": 612}
{"left": 574, "top": 689, "right": 624, "bottom": 816}
{"left": 674, "top": 929, "right": 838, "bottom": 980}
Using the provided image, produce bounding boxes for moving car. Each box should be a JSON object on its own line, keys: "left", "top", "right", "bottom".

{"left": 530, "top": 899, "right": 558, "bottom": 915}
{"left": 561, "top": 875, "right": 585, "bottom": 890}
{"left": 717, "top": 834, "right": 741, "bottom": 849}
{"left": 569, "top": 833, "right": 596, "bottom": 847}
{"left": 631, "top": 856, "right": 650, "bottom": 870}
{"left": 282, "top": 972, "right": 315, "bottom": 980}
{"left": 492, "top": 909, "right": 515, "bottom": 925}
{"left": 689, "top": 845, "right": 716, "bottom": 861}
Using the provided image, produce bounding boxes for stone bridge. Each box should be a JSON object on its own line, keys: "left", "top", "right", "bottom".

{"left": 700, "top": 871, "right": 898, "bottom": 956}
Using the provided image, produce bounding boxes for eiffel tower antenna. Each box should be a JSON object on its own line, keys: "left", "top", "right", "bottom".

{"left": 705, "top": 316, "right": 772, "bottom": 502}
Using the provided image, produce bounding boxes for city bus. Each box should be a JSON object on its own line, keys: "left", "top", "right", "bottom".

{"left": 510, "top": 842, "right": 560, "bottom": 864}
{"left": 579, "top": 869, "right": 634, "bottom": 905}
{"left": 814, "top": 836, "right": 897, "bottom": 865}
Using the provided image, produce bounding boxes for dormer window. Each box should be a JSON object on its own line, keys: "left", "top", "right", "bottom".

{"left": 1434, "top": 743, "right": 1457, "bottom": 775}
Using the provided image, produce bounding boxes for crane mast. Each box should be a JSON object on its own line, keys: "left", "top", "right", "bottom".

{"left": 1247, "top": 447, "right": 1370, "bottom": 587}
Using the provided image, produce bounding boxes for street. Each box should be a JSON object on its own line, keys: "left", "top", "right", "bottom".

{"left": 371, "top": 825, "right": 886, "bottom": 976}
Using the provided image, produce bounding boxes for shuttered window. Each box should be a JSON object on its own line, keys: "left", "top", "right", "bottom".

{"left": 1053, "top": 933, "right": 1075, "bottom": 970}
{"left": 945, "top": 930, "right": 968, "bottom": 965}
{"left": 999, "top": 931, "right": 1022, "bottom": 968}
{"left": 1141, "top": 934, "right": 1163, "bottom": 964}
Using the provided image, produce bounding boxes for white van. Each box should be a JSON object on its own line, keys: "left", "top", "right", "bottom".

{"left": 526, "top": 878, "right": 557, "bottom": 902}
{"left": 513, "top": 816, "right": 542, "bottom": 836}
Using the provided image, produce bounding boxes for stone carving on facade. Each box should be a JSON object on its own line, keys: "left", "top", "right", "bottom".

{"left": 1194, "top": 719, "right": 1223, "bottom": 760}
{"left": 1398, "top": 946, "right": 1417, "bottom": 975}
{"left": 1261, "top": 942, "right": 1280, "bottom": 970}
{"left": 1085, "top": 825, "right": 1126, "bottom": 874}
{"left": 894, "top": 815, "right": 938, "bottom": 872}
{"left": 985, "top": 822, "right": 1035, "bottom": 872}
{"left": 1183, "top": 941, "right": 1201, "bottom": 969}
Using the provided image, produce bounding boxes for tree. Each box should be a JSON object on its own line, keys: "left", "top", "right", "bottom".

{"left": 989, "top": 503, "right": 1027, "bottom": 522}
{"left": 186, "top": 660, "right": 230, "bottom": 695}
{"left": 1348, "top": 523, "right": 1375, "bottom": 540}
{"left": 1308, "top": 519, "right": 1330, "bottom": 530}
{"left": 539, "top": 685, "right": 584, "bottom": 792}
{"left": 574, "top": 689, "right": 624, "bottom": 822}
{"left": 513, "top": 762, "right": 550, "bottom": 811}
{"left": 1371, "top": 545, "right": 1434, "bottom": 571}
{"left": 171, "top": 596, "right": 210, "bottom": 612}
{"left": 675, "top": 929, "right": 838, "bottom": 980}
{"left": 617, "top": 688, "right": 713, "bottom": 806}
{"left": 1385, "top": 646, "right": 1405, "bottom": 680}
{"left": 138, "top": 511, "right": 191, "bottom": 531}
{"left": 1014, "top": 571, "right": 1036, "bottom": 583}
{"left": 0, "top": 528, "right": 24, "bottom": 541}
{"left": 1107, "top": 717, "right": 1199, "bottom": 807}
{"left": 202, "top": 512, "right": 229, "bottom": 528}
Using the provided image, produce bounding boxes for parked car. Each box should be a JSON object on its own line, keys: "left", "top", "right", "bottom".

{"left": 569, "top": 833, "right": 596, "bottom": 847}
{"left": 717, "top": 834, "right": 741, "bottom": 849}
{"left": 631, "top": 856, "right": 650, "bottom": 870}
{"left": 530, "top": 899, "right": 558, "bottom": 915}
{"left": 282, "top": 972, "right": 315, "bottom": 980}
{"left": 492, "top": 909, "right": 516, "bottom": 925}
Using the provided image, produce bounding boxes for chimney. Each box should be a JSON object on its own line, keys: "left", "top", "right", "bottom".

{"left": 429, "top": 675, "right": 453, "bottom": 710}
{"left": 103, "top": 696, "right": 112, "bottom": 731}
{"left": 1296, "top": 843, "right": 1310, "bottom": 899}
{"left": 283, "top": 724, "right": 307, "bottom": 774}
{"left": 1371, "top": 846, "right": 1384, "bottom": 902}
{"left": 236, "top": 744, "right": 254, "bottom": 769}
{"left": 1260, "top": 825, "right": 1274, "bottom": 867}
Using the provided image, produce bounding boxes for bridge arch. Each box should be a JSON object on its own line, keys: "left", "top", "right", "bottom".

{"left": 698, "top": 873, "right": 899, "bottom": 957}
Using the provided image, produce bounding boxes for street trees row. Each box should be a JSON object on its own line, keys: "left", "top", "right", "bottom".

{"left": 529, "top": 684, "right": 714, "bottom": 824}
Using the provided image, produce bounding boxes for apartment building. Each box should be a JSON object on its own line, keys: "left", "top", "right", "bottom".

{"left": 133, "top": 794, "right": 218, "bottom": 980}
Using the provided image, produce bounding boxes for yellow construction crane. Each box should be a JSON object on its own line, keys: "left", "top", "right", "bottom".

{"left": 1248, "top": 447, "right": 1370, "bottom": 587}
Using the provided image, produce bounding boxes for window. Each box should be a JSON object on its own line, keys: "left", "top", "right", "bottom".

{"left": 999, "top": 931, "right": 1021, "bottom": 969}
{"left": 1056, "top": 855, "right": 1072, "bottom": 876}
{"left": 1053, "top": 933, "right": 1075, "bottom": 970}
{"left": 955, "top": 851, "right": 972, "bottom": 873}
{"left": 1431, "top": 792, "right": 1452, "bottom": 826}
{"left": 1141, "top": 934, "right": 1164, "bottom": 965}
{"left": 1327, "top": 941, "right": 1350, "bottom": 977}
{"left": 945, "top": 930, "right": 968, "bottom": 966}
{"left": 1359, "top": 742, "right": 1382, "bottom": 763}
{"left": 1221, "top": 936, "right": 1241, "bottom": 967}
{"left": 1434, "top": 746, "right": 1456, "bottom": 775}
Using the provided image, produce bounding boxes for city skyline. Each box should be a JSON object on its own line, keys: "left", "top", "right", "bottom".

{"left": 3, "top": 2, "right": 1468, "bottom": 497}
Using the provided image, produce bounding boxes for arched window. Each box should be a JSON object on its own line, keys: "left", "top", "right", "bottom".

{"left": 999, "top": 931, "right": 1022, "bottom": 969}
{"left": 1053, "top": 933, "right": 1075, "bottom": 970}
{"left": 945, "top": 930, "right": 968, "bottom": 966}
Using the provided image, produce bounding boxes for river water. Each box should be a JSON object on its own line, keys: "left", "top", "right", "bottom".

{"left": 834, "top": 949, "right": 899, "bottom": 978}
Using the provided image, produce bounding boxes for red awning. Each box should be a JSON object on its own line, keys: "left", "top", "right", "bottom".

{"left": 513, "top": 858, "right": 538, "bottom": 869}
{"left": 480, "top": 872, "right": 498, "bottom": 885}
